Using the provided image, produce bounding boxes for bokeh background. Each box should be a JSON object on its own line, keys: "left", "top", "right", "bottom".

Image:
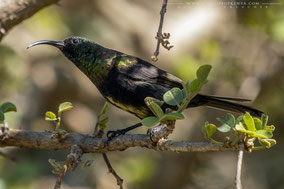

{"left": 0, "top": 0, "right": 284, "bottom": 188}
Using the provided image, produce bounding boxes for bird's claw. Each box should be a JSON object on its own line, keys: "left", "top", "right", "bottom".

{"left": 106, "top": 130, "right": 126, "bottom": 142}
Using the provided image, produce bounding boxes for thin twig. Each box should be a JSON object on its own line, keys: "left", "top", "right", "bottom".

{"left": 102, "top": 153, "right": 124, "bottom": 189}
{"left": 54, "top": 145, "right": 83, "bottom": 189}
{"left": 93, "top": 115, "right": 124, "bottom": 188}
{"left": 235, "top": 143, "right": 244, "bottom": 189}
{"left": 151, "top": 0, "right": 173, "bottom": 62}
{"left": 54, "top": 158, "right": 70, "bottom": 189}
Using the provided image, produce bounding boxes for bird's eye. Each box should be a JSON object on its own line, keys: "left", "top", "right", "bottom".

{"left": 72, "top": 39, "right": 79, "bottom": 44}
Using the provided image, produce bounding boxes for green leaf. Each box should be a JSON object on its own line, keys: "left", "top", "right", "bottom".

{"left": 0, "top": 102, "right": 17, "bottom": 113}
{"left": 253, "top": 118, "right": 262, "bottom": 130}
{"left": 258, "top": 138, "right": 271, "bottom": 148}
{"left": 243, "top": 112, "right": 256, "bottom": 131}
{"left": 142, "top": 117, "right": 160, "bottom": 127}
{"left": 163, "top": 88, "right": 184, "bottom": 106}
{"left": 263, "top": 125, "right": 275, "bottom": 132}
{"left": 261, "top": 114, "right": 268, "bottom": 127}
{"left": 258, "top": 138, "right": 276, "bottom": 148}
{"left": 98, "top": 102, "right": 109, "bottom": 118}
{"left": 162, "top": 112, "right": 185, "bottom": 120}
{"left": 196, "top": 64, "right": 212, "bottom": 82}
{"left": 149, "top": 102, "right": 164, "bottom": 118}
{"left": 0, "top": 111, "right": 4, "bottom": 121}
{"left": 235, "top": 122, "right": 254, "bottom": 135}
{"left": 202, "top": 122, "right": 216, "bottom": 138}
{"left": 45, "top": 111, "right": 57, "bottom": 121}
{"left": 217, "top": 124, "right": 231, "bottom": 132}
{"left": 98, "top": 117, "right": 109, "bottom": 129}
{"left": 188, "top": 79, "right": 201, "bottom": 93}
{"left": 253, "top": 130, "right": 273, "bottom": 139}
{"left": 216, "top": 113, "right": 235, "bottom": 127}
{"left": 236, "top": 115, "right": 244, "bottom": 124}
{"left": 48, "top": 159, "right": 64, "bottom": 175}
{"left": 58, "top": 102, "right": 73, "bottom": 113}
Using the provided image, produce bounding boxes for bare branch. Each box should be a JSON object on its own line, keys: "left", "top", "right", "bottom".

{"left": 235, "top": 143, "right": 244, "bottom": 189}
{"left": 0, "top": 0, "right": 60, "bottom": 41}
{"left": 0, "top": 128, "right": 237, "bottom": 153}
{"left": 151, "top": 0, "right": 173, "bottom": 62}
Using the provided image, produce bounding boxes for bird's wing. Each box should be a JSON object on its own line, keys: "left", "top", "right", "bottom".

{"left": 117, "top": 57, "right": 183, "bottom": 89}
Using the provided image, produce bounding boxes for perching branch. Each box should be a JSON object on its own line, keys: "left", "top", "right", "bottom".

{"left": 0, "top": 0, "right": 60, "bottom": 41}
{"left": 0, "top": 128, "right": 238, "bottom": 153}
{"left": 235, "top": 143, "right": 244, "bottom": 189}
{"left": 147, "top": 121, "right": 175, "bottom": 142}
{"left": 151, "top": 0, "right": 173, "bottom": 62}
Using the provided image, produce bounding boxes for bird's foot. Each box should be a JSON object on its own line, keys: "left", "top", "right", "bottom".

{"left": 106, "top": 129, "right": 126, "bottom": 142}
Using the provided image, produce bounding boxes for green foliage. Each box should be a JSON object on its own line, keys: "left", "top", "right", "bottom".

{"left": 58, "top": 102, "right": 73, "bottom": 113}
{"left": 0, "top": 102, "right": 17, "bottom": 122}
{"left": 96, "top": 102, "right": 109, "bottom": 130}
{"left": 45, "top": 102, "right": 73, "bottom": 130}
{"left": 48, "top": 159, "right": 65, "bottom": 175}
{"left": 202, "top": 122, "right": 216, "bottom": 138}
{"left": 142, "top": 64, "right": 212, "bottom": 127}
{"left": 163, "top": 87, "right": 184, "bottom": 106}
{"left": 45, "top": 111, "right": 57, "bottom": 121}
{"left": 202, "top": 113, "right": 277, "bottom": 150}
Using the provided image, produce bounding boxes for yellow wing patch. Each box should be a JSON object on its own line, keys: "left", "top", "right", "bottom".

{"left": 106, "top": 96, "right": 149, "bottom": 118}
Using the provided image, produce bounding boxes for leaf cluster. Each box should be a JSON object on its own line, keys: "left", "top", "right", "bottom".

{"left": 45, "top": 102, "right": 73, "bottom": 130}
{"left": 142, "top": 65, "right": 212, "bottom": 127}
{"left": 202, "top": 112, "right": 276, "bottom": 150}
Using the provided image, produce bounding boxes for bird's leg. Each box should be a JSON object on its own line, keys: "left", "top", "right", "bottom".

{"left": 107, "top": 122, "right": 143, "bottom": 141}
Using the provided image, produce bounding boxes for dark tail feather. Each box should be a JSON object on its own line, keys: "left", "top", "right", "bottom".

{"left": 189, "top": 94, "right": 263, "bottom": 117}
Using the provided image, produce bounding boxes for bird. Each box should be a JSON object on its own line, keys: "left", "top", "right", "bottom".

{"left": 27, "top": 37, "right": 263, "bottom": 138}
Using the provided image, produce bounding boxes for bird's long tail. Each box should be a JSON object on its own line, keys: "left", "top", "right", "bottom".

{"left": 189, "top": 94, "right": 263, "bottom": 117}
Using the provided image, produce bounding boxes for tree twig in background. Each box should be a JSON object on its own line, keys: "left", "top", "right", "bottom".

{"left": 0, "top": 0, "right": 60, "bottom": 41}
{"left": 151, "top": 0, "right": 173, "bottom": 62}
{"left": 102, "top": 153, "right": 124, "bottom": 189}
{"left": 235, "top": 143, "right": 244, "bottom": 189}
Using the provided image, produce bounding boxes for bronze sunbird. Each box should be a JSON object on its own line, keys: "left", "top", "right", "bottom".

{"left": 27, "top": 37, "right": 262, "bottom": 138}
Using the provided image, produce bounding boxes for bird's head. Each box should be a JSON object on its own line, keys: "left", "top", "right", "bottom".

{"left": 27, "top": 37, "right": 98, "bottom": 66}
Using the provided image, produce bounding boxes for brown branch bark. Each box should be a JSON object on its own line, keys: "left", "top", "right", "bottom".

{"left": 0, "top": 0, "right": 60, "bottom": 41}
{"left": 0, "top": 128, "right": 238, "bottom": 153}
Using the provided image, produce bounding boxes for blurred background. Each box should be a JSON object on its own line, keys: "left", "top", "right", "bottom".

{"left": 0, "top": 0, "right": 284, "bottom": 188}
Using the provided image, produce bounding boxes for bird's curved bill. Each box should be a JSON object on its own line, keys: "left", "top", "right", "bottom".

{"left": 27, "top": 40, "right": 64, "bottom": 49}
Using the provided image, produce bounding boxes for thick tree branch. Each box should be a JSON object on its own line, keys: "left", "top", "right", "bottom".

{"left": 0, "top": 128, "right": 237, "bottom": 153}
{"left": 0, "top": 0, "right": 60, "bottom": 41}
